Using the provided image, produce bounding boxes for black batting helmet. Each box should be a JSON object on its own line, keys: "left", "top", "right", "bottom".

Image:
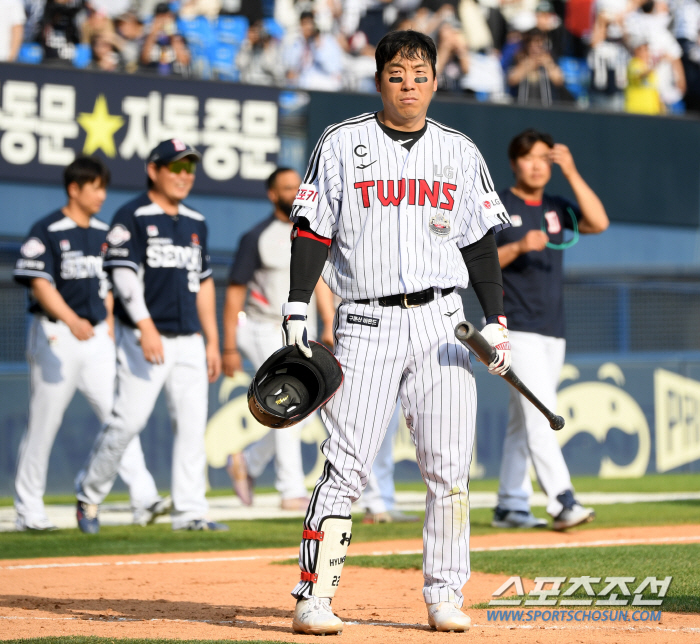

{"left": 248, "top": 341, "right": 343, "bottom": 428}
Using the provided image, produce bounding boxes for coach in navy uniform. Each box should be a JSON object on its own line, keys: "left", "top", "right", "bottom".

{"left": 493, "top": 129, "right": 608, "bottom": 531}
{"left": 75, "top": 140, "right": 226, "bottom": 533}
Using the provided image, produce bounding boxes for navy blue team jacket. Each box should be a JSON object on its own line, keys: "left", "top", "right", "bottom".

{"left": 103, "top": 193, "right": 211, "bottom": 336}
{"left": 14, "top": 210, "right": 110, "bottom": 323}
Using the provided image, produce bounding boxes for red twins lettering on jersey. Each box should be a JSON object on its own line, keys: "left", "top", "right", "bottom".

{"left": 353, "top": 179, "right": 457, "bottom": 211}
{"left": 544, "top": 211, "right": 561, "bottom": 234}
{"left": 293, "top": 183, "right": 319, "bottom": 207}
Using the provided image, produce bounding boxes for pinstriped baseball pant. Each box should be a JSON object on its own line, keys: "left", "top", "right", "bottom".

{"left": 292, "top": 291, "right": 477, "bottom": 606}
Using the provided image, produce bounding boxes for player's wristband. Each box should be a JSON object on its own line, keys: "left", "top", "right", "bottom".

{"left": 282, "top": 301, "right": 308, "bottom": 317}
{"left": 485, "top": 315, "right": 507, "bottom": 327}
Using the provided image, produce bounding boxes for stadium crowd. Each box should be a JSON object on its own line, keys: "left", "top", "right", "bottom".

{"left": 1, "top": 0, "right": 699, "bottom": 114}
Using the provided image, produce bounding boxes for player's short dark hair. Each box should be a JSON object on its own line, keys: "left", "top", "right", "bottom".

{"left": 267, "top": 167, "right": 296, "bottom": 191}
{"left": 508, "top": 129, "right": 555, "bottom": 161}
{"left": 375, "top": 30, "right": 437, "bottom": 78}
{"left": 63, "top": 156, "right": 111, "bottom": 194}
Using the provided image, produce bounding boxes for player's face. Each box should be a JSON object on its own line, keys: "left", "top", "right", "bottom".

{"left": 269, "top": 170, "right": 301, "bottom": 216}
{"left": 375, "top": 54, "right": 437, "bottom": 126}
{"left": 511, "top": 142, "right": 552, "bottom": 191}
{"left": 70, "top": 178, "right": 107, "bottom": 215}
{"left": 149, "top": 157, "right": 197, "bottom": 202}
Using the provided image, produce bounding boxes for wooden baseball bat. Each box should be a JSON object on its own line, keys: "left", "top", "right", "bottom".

{"left": 454, "top": 321, "right": 565, "bottom": 431}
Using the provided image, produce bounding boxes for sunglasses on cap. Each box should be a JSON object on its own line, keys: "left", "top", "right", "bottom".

{"left": 165, "top": 159, "right": 197, "bottom": 174}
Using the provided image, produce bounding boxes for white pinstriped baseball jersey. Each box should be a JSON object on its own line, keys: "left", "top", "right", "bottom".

{"left": 291, "top": 112, "right": 510, "bottom": 301}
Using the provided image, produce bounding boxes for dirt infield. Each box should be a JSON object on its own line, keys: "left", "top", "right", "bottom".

{"left": 1, "top": 525, "right": 699, "bottom": 643}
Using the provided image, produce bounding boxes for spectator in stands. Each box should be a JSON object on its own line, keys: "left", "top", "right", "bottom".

{"left": 507, "top": 27, "right": 566, "bottom": 104}
{"left": 435, "top": 20, "right": 471, "bottom": 91}
{"left": 141, "top": 3, "right": 193, "bottom": 77}
{"left": 236, "top": 19, "right": 286, "bottom": 86}
{"left": 625, "top": 34, "right": 664, "bottom": 112}
{"left": 39, "top": 0, "right": 86, "bottom": 65}
{"left": 564, "top": 0, "right": 595, "bottom": 57}
{"left": 283, "top": 10, "right": 344, "bottom": 90}
{"left": 342, "top": 29, "right": 378, "bottom": 92}
{"left": 114, "top": 11, "right": 144, "bottom": 73}
{"left": 588, "top": 0, "right": 632, "bottom": 110}
{"left": 535, "top": 0, "right": 565, "bottom": 59}
{"left": 0, "top": 0, "right": 26, "bottom": 62}
{"left": 459, "top": 0, "right": 498, "bottom": 53}
{"left": 625, "top": 0, "right": 686, "bottom": 112}
{"left": 671, "top": 0, "right": 700, "bottom": 112}
{"left": 23, "top": 0, "right": 46, "bottom": 43}
{"left": 81, "top": 4, "right": 115, "bottom": 47}
{"left": 89, "top": 32, "right": 124, "bottom": 72}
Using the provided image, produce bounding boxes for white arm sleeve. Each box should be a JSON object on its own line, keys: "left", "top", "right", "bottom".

{"left": 111, "top": 267, "right": 151, "bottom": 324}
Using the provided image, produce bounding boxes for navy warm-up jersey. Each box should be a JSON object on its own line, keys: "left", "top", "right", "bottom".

{"left": 103, "top": 194, "right": 211, "bottom": 335}
{"left": 495, "top": 190, "right": 581, "bottom": 339}
{"left": 14, "top": 210, "right": 110, "bottom": 322}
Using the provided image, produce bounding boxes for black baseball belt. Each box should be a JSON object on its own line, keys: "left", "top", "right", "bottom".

{"left": 355, "top": 286, "right": 455, "bottom": 309}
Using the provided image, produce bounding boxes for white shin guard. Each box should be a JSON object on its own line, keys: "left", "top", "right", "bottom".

{"left": 301, "top": 516, "right": 352, "bottom": 598}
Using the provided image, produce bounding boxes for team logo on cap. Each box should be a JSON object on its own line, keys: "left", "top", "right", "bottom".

{"left": 172, "top": 139, "right": 186, "bottom": 151}
{"left": 429, "top": 213, "right": 451, "bottom": 236}
{"left": 107, "top": 224, "right": 132, "bottom": 246}
{"left": 147, "top": 225, "right": 159, "bottom": 237}
{"left": 60, "top": 239, "right": 70, "bottom": 251}
{"left": 21, "top": 237, "right": 46, "bottom": 258}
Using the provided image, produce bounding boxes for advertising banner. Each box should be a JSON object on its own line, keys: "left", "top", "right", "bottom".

{"left": 0, "top": 63, "right": 280, "bottom": 197}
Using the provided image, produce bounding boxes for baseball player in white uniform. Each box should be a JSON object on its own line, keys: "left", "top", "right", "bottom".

{"left": 13, "top": 156, "right": 167, "bottom": 531}
{"left": 75, "top": 139, "right": 226, "bottom": 533}
{"left": 223, "top": 167, "right": 335, "bottom": 510}
{"left": 281, "top": 30, "right": 513, "bottom": 634}
{"left": 493, "top": 129, "right": 608, "bottom": 530}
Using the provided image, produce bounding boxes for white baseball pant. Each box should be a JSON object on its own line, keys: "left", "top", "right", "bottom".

{"left": 496, "top": 329, "right": 573, "bottom": 517}
{"left": 360, "top": 404, "right": 400, "bottom": 514}
{"left": 237, "top": 318, "right": 308, "bottom": 500}
{"left": 76, "top": 320, "right": 209, "bottom": 529}
{"left": 15, "top": 316, "right": 158, "bottom": 528}
{"left": 294, "top": 291, "right": 476, "bottom": 606}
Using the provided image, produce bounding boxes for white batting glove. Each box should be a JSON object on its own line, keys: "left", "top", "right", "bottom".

{"left": 481, "top": 317, "right": 511, "bottom": 376}
{"left": 281, "top": 302, "right": 312, "bottom": 358}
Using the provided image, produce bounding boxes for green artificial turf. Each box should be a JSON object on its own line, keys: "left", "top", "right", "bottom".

{"left": 2, "top": 500, "right": 698, "bottom": 561}
{"left": 1, "top": 472, "right": 698, "bottom": 508}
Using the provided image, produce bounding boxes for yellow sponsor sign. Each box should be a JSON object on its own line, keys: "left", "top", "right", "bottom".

{"left": 654, "top": 369, "right": 700, "bottom": 472}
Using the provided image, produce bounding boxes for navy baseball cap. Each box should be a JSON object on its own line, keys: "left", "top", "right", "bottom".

{"left": 147, "top": 139, "right": 201, "bottom": 166}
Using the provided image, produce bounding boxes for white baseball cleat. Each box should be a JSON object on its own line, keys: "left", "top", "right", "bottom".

{"left": 292, "top": 597, "right": 344, "bottom": 635}
{"left": 427, "top": 602, "right": 472, "bottom": 632}
{"left": 492, "top": 507, "right": 548, "bottom": 529}
{"left": 133, "top": 495, "right": 173, "bottom": 526}
{"left": 552, "top": 490, "right": 595, "bottom": 531}
{"left": 553, "top": 504, "right": 595, "bottom": 531}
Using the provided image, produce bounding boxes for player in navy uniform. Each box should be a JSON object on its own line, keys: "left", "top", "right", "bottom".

{"left": 13, "top": 156, "right": 166, "bottom": 531}
{"left": 493, "top": 129, "right": 608, "bottom": 530}
{"left": 75, "top": 140, "right": 226, "bottom": 533}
